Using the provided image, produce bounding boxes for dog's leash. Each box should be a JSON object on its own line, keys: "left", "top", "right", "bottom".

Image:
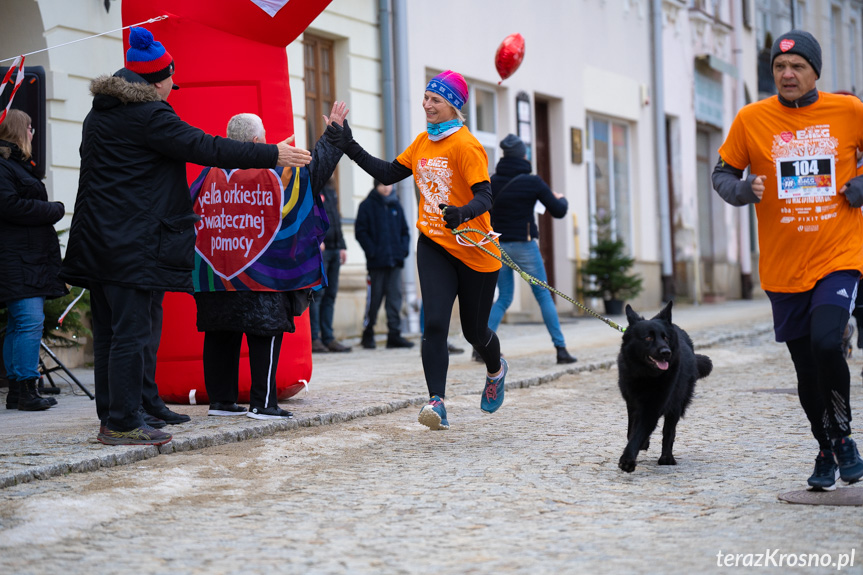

{"left": 441, "top": 215, "right": 626, "bottom": 333}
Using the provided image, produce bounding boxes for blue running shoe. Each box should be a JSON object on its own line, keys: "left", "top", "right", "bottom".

{"left": 481, "top": 357, "right": 507, "bottom": 414}
{"left": 418, "top": 396, "right": 449, "bottom": 430}
{"left": 833, "top": 436, "right": 863, "bottom": 484}
{"left": 807, "top": 450, "right": 839, "bottom": 491}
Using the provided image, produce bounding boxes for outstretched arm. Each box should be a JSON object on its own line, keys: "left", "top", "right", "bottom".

{"left": 308, "top": 101, "right": 349, "bottom": 193}
{"left": 325, "top": 118, "right": 412, "bottom": 184}
{"left": 276, "top": 135, "right": 312, "bottom": 168}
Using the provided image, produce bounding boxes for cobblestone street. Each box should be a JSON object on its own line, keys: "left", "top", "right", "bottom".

{"left": 1, "top": 304, "right": 861, "bottom": 574}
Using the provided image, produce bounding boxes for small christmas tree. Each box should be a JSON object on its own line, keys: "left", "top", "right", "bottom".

{"left": 580, "top": 215, "right": 643, "bottom": 305}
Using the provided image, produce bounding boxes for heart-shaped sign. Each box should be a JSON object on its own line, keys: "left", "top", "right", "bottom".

{"left": 193, "top": 168, "right": 284, "bottom": 280}
{"left": 419, "top": 158, "right": 428, "bottom": 168}
{"left": 780, "top": 39, "right": 795, "bottom": 52}
{"left": 780, "top": 131, "right": 794, "bottom": 142}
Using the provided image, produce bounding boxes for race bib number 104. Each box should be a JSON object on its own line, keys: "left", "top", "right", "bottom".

{"left": 775, "top": 155, "right": 836, "bottom": 199}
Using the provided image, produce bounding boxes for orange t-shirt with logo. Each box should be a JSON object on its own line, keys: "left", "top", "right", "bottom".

{"left": 718, "top": 92, "right": 863, "bottom": 292}
{"left": 396, "top": 127, "right": 501, "bottom": 272}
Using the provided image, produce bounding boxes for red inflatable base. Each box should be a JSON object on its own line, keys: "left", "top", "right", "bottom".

{"left": 155, "top": 292, "right": 312, "bottom": 405}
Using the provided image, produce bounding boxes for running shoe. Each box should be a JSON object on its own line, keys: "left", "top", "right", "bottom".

{"left": 247, "top": 405, "right": 294, "bottom": 420}
{"left": 418, "top": 395, "right": 449, "bottom": 430}
{"left": 481, "top": 357, "right": 507, "bottom": 414}
{"left": 807, "top": 450, "right": 839, "bottom": 491}
{"left": 208, "top": 402, "right": 248, "bottom": 416}
{"left": 833, "top": 436, "right": 863, "bottom": 483}
{"left": 97, "top": 424, "right": 172, "bottom": 446}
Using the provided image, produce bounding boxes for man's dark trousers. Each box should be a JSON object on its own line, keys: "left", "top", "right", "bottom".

{"left": 91, "top": 283, "right": 154, "bottom": 431}
{"left": 141, "top": 291, "right": 169, "bottom": 414}
{"left": 310, "top": 248, "right": 341, "bottom": 343}
{"left": 364, "top": 267, "right": 402, "bottom": 334}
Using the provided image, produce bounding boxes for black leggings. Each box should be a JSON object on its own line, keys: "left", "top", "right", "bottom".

{"left": 785, "top": 305, "right": 853, "bottom": 450}
{"left": 417, "top": 234, "right": 500, "bottom": 398}
{"left": 203, "top": 331, "right": 284, "bottom": 409}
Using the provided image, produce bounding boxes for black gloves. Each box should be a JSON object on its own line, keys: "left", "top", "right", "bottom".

{"left": 324, "top": 119, "right": 353, "bottom": 151}
{"left": 843, "top": 175, "right": 863, "bottom": 208}
{"left": 438, "top": 203, "right": 471, "bottom": 229}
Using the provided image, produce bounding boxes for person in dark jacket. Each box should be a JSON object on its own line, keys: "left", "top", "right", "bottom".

{"left": 355, "top": 179, "right": 413, "bottom": 349}
{"left": 487, "top": 134, "right": 577, "bottom": 365}
{"left": 59, "top": 27, "right": 312, "bottom": 446}
{"left": 310, "top": 177, "right": 351, "bottom": 353}
{"left": 0, "top": 109, "right": 67, "bottom": 412}
{"left": 193, "top": 110, "right": 344, "bottom": 419}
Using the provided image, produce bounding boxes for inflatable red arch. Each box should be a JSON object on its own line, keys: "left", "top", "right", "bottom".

{"left": 122, "top": 0, "right": 332, "bottom": 403}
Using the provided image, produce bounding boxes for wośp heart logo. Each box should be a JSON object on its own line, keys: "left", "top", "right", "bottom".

{"left": 193, "top": 168, "right": 284, "bottom": 280}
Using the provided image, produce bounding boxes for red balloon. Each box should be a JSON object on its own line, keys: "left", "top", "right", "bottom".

{"left": 495, "top": 33, "right": 525, "bottom": 83}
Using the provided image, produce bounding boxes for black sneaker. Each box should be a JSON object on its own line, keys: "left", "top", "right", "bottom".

{"left": 147, "top": 407, "right": 191, "bottom": 425}
{"left": 247, "top": 405, "right": 294, "bottom": 420}
{"left": 833, "top": 436, "right": 863, "bottom": 484}
{"left": 208, "top": 402, "right": 248, "bottom": 416}
{"left": 140, "top": 408, "right": 167, "bottom": 429}
{"left": 97, "top": 424, "right": 172, "bottom": 446}
{"left": 807, "top": 450, "right": 839, "bottom": 491}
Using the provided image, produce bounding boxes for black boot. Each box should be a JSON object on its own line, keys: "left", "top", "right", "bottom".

{"left": 556, "top": 346, "right": 578, "bottom": 364}
{"left": 18, "top": 378, "right": 52, "bottom": 411}
{"left": 34, "top": 378, "right": 58, "bottom": 406}
{"left": 361, "top": 328, "right": 376, "bottom": 349}
{"left": 5, "top": 379, "right": 19, "bottom": 409}
{"left": 387, "top": 332, "right": 414, "bottom": 349}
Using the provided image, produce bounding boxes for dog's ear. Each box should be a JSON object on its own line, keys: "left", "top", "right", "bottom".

{"left": 654, "top": 300, "right": 673, "bottom": 323}
{"left": 625, "top": 304, "right": 643, "bottom": 326}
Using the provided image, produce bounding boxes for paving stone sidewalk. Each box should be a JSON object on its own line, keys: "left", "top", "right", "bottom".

{"left": 0, "top": 300, "right": 777, "bottom": 489}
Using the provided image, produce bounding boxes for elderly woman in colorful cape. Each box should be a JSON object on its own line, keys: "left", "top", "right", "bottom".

{"left": 189, "top": 103, "right": 346, "bottom": 420}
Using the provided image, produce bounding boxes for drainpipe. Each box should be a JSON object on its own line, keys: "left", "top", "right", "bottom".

{"left": 733, "top": 0, "right": 753, "bottom": 299}
{"left": 652, "top": 0, "right": 674, "bottom": 302}
{"left": 391, "top": 0, "right": 420, "bottom": 334}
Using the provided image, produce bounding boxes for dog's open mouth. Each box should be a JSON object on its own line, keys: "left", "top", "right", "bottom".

{"left": 649, "top": 357, "right": 669, "bottom": 370}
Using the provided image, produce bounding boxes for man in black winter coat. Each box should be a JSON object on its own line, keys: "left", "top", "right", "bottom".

{"left": 59, "top": 27, "right": 311, "bottom": 446}
{"left": 487, "top": 134, "right": 578, "bottom": 365}
{"left": 355, "top": 179, "right": 413, "bottom": 349}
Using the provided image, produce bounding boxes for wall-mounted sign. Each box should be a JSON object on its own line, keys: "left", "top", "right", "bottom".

{"left": 571, "top": 127, "right": 583, "bottom": 165}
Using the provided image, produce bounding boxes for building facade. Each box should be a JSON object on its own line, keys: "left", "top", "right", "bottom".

{"left": 5, "top": 0, "right": 860, "bottom": 344}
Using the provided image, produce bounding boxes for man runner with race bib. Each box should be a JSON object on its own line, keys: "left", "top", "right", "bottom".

{"left": 713, "top": 29, "right": 863, "bottom": 491}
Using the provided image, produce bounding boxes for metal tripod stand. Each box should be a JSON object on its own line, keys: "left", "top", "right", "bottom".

{"left": 39, "top": 339, "right": 94, "bottom": 399}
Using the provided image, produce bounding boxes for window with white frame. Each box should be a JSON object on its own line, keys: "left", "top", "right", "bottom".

{"left": 465, "top": 85, "right": 499, "bottom": 174}
{"left": 586, "top": 115, "right": 633, "bottom": 252}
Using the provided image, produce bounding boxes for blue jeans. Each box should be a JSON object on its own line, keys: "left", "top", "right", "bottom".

{"left": 309, "top": 249, "right": 341, "bottom": 343}
{"left": 488, "top": 240, "right": 566, "bottom": 348}
{"left": 3, "top": 296, "right": 45, "bottom": 381}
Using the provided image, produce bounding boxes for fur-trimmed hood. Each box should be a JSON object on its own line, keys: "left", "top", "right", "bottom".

{"left": 90, "top": 74, "right": 162, "bottom": 105}
{"left": 0, "top": 139, "right": 18, "bottom": 160}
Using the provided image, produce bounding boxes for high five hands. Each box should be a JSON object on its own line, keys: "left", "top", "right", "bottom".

{"left": 323, "top": 101, "right": 349, "bottom": 128}
{"left": 276, "top": 135, "right": 311, "bottom": 168}
{"left": 275, "top": 102, "right": 349, "bottom": 168}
